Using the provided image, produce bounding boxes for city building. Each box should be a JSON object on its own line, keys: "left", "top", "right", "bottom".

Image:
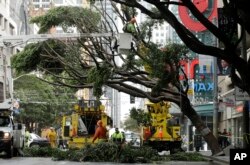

{"left": 0, "top": 0, "right": 19, "bottom": 36}
{"left": 0, "top": 0, "right": 26, "bottom": 110}
{"left": 216, "top": 0, "right": 250, "bottom": 148}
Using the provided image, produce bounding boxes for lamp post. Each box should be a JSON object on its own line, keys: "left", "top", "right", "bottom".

{"left": 12, "top": 72, "right": 37, "bottom": 95}
{"left": 12, "top": 73, "right": 37, "bottom": 109}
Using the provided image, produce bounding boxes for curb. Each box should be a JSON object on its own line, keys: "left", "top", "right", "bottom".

{"left": 202, "top": 155, "right": 229, "bottom": 164}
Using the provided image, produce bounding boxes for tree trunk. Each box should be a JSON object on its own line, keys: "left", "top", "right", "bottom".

{"left": 179, "top": 96, "right": 223, "bottom": 155}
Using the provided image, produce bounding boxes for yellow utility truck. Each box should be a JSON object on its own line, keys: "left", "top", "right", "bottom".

{"left": 60, "top": 100, "right": 112, "bottom": 149}
{"left": 141, "top": 101, "right": 182, "bottom": 153}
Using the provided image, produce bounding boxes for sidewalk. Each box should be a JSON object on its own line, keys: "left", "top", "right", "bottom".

{"left": 199, "top": 150, "right": 229, "bottom": 164}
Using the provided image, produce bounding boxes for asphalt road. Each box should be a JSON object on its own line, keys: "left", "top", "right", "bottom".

{"left": 0, "top": 157, "right": 225, "bottom": 165}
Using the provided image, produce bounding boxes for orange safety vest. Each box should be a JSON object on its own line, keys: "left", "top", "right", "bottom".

{"left": 158, "top": 127, "right": 163, "bottom": 139}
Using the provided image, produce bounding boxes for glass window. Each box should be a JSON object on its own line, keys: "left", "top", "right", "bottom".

{"left": 42, "top": 4, "right": 50, "bottom": 8}
{"left": 0, "top": 117, "right": 10, "bottom": 127}
{"left": 0, "top": 82, "right": 3, "bottom": 102}
{"left": 34, "top": 4, "right": 40, "bottom": 8}
{"left": 76, "top": 0, "right": 82, "bottom": 4}
{"left": 54, "top": 0, "right": 63, "bottom": 3}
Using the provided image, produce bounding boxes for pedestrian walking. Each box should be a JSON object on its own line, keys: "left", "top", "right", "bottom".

{"left": 222, "top": 129, "right": 230, "bottom": 148}
{"left": 218, "top": 131, "right": 223, "bottom": 148}
{"left": 194, "top": 133, "right": 202, "bottom": 152}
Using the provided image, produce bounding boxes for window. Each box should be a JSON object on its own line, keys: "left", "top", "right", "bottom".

{"left": 4, "top": 18, "right": 7, "bottom": 30}
{"left": 54, "top": 0, "right": 63, "bottom": 4}
{"left": 42, "top": 4, "right": 50, "bottom": 8}
{"left": 76, "top": 0, "right": 82, "bottom": 4}
{"left": 56, "top": 29, "right": 63, "bottom": 33}
{"left": 9, "top": 23, "right": 15, "bottom": 35}
{"left": 0, "top": 82, "right": 3, "bottom": 103}
{"left": 0, "top": 117, "right": 10, "bottom": 127}
{"left": 34, "top": 4, "right": 40, "bottom": 8}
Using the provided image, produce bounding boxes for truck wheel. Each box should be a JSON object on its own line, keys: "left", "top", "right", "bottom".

{"left": 6, "top": 143, "right": 13, "bottom": 158}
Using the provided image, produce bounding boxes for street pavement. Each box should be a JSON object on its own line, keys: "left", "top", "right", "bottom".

{"left": 0, "top": 150, "right": 230, "bottom": 165}
{"left": 0, "top": 157, "right": 227, "bottom": 165}
{"left": 199, "top": 150, "right": 229, "bottom": 164}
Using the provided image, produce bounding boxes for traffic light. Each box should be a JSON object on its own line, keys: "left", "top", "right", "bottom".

{"left": 130, "top": 96, "right": 135, "bottom": 104}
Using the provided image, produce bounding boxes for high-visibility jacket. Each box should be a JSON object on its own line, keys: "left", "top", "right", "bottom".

{"left": 111, "top": 132, "right": 124, "bottom": 142}
{"left": 25, "top": 131, "right": 30, "bottom": 142}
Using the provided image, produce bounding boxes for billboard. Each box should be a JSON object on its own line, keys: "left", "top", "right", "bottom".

{"left": 217, "top": 58, "right": 232, "bottom": 75}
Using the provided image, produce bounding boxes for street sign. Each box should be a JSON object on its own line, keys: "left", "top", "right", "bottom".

{"left": 235, "top": 87, "right": 250, "bottom": 101}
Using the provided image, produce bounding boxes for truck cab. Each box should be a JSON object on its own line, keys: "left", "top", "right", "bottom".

{"left": 60, "top": 100, "right": 112, "bottom": 149}
{"left": 0, "top": 110, "right": 25, "bottom": 158}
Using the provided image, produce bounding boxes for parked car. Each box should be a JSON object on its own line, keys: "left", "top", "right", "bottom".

{"left": 124, "top": 132, "right": 141, "bottom": 147}
{"left": 27, "top": 133, "right": 50, "bottom": 148}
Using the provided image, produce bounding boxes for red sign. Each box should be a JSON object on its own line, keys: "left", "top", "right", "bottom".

{"left": 178, "top": 0, "right": 217, "bottom": 32}
{"left": 179, "top": 58, "right": 199, "bottom": 80}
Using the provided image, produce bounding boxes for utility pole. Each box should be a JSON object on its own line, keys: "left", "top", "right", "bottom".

{"left": 213, "top": 56, "right": 218, "bottom": 139}
{"left": 212, "top": 17, "right": 219, "bottom": 139}
{"left": 241, "top": 29, "right": 250, "bottom": 149}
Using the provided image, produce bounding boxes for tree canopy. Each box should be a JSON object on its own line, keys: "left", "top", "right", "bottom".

{"left": 13, "top": 74, "right": 75, "bottom": 133}
{"left": 10, "top": 4, "right": 218, "bottom": 154}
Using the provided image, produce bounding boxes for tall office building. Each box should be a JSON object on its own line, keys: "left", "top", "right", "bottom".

{"left": 136, "top": 1, "right": 173, "bottom": 46}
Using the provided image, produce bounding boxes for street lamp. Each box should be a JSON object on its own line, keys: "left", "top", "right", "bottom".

{"left": 12, "top": 72, "right": 37, "bottom": 94}
{"left": 12, "top": 73, "right": 35, "bottom": 81}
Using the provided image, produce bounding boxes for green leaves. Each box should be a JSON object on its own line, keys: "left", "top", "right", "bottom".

{"left": 13, "top": 74, "right": 74, "bottom": 130}
{"left": 30, "top": 6, "right": 101, "bottom": 33}
{"left": 87, "top": 64, "right": 112, "bottom": 98}
{"left": 129, "top": 107, "right": 151, "bottom": 127}
{"left": 11, "top": 40, "right": 67, "bottom": 74}
{"left": 11, "top": 43, "right": 41, "bottom": 73}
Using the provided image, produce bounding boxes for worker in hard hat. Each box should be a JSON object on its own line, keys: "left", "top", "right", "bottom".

{"left": 123, "top": 17, "right": 137, "bottom": 36}
{"left": 24, "top": 128, "right": 30, "bottom": 147}
{"left": 92, "top": 120, "right": 108, "bottom": 143}
{"left": 47, "top": 127, "right": 57, "bottom": 148}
